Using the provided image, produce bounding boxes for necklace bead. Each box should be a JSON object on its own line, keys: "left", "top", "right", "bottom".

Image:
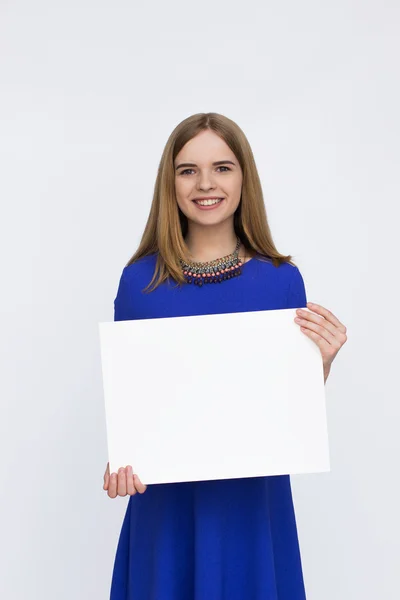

{"left": 179, "top": 237, "right": 244, "bottom": 286}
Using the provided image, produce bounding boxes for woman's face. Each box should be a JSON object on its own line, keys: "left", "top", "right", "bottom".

{"left": 174, "top": 130, "right": 243, "bottom": 228}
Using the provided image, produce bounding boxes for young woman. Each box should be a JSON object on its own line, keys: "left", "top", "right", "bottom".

{"left": 103, "top": 112, "right": 347, "bottom": 600}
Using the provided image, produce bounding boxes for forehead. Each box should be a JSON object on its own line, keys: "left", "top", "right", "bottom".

{"left": 175, "top": 130, "right": 234, "bottom": 164}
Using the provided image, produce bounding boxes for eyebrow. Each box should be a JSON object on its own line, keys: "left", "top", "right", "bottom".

{"left": 175, "top": 160, "right": 236, "bottom": 171}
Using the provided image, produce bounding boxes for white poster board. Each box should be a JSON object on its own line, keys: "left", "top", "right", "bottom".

{"left": 99, "top": 308, "right": 330, "bottom": 484}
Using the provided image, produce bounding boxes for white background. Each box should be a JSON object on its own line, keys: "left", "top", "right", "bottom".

{"left": 1, "top": 1, "right": 399, "bottom": 598}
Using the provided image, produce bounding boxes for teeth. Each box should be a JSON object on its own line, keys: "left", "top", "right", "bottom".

{"left": 195, "top": 198, "right": 222, "bottom": 206}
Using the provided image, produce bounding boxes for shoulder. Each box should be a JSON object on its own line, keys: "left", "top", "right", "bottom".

{"left": 114, "top": 254, "right": 158, "bottom": 321}
{"left": 278, "top": 260, "right": 303, "bottom": 280}
{"left": 123, "top": 253, "right": 157, "bottom": 273}
{"left": 253, "top": 256, "right": 306, "bottom": 306}
{"left": 120, "top": 254, "right": 158, "bottom": 286}
{"left": 253, "top": 254, "right": 303, "bottom": 280}
{"left": 115, "top": 253, "right": 158, "bottom": 297}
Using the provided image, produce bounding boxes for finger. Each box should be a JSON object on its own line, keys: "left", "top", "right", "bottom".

{"left": 125, "top": 466, "right": 136, "bottom": 496}
{"left": 306, "top": 303, "right": 347, "bottom": 334}
{"left": 295, "top": 310, "right": 338, "bottom": 342}
{"left": 296, "top": 317, "right": 338, "bottom": 346}
{"left": 296, "top": 308, "right": 338, "bottom": 337}
{"left": 300, "top": 326, "right": 341, "bottom": 353}
{"left": 117, "top": 467, "right": 127, "bottom": 496}
{"left": 103, "top": 462, "right": 110, "bottom": 490}
{"left": 133, "top": 474, "right": 147, "bottom": 494}
{"left": 108, "top": 472, "right": 118, "bottom": 498}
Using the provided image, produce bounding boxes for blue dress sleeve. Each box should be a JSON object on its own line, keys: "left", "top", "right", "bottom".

{"left": 286, "top": 265, "right": 308, "bottom": 309}
{"left": 114, "top": 268, "right": 134, "bottom": 321}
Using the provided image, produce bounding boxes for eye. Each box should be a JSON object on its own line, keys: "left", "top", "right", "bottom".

{"left": 179, "top": 166, "right": 231, "bottom": 175}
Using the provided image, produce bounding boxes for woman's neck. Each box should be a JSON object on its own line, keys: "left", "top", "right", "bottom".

{"left": 184, "top": 222, "right": 238, "bottom": 262}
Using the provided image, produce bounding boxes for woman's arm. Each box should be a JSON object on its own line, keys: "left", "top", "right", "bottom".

{"left": 286, "top": 265, "right": 347, "bottom": 384}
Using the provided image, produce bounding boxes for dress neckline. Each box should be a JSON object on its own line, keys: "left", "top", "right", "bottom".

{"left": 242, "top": 253, "right": 259, "bottom": 267}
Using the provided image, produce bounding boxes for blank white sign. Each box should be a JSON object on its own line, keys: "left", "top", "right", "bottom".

{"left": 99, "top": 308, "right": 330, "bottom": 484}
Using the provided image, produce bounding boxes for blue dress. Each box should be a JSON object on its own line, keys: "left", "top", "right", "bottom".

{"left": 110, "top": 253, "right": 308, "bottom": 600}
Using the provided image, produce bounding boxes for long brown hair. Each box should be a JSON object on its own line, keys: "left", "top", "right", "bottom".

{"left": 126, "top": 112, "right": 296, "bottom": 292}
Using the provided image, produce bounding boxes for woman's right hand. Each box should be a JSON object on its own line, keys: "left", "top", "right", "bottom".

{"left": 103, "top": 463, "right": 147, "bottom": 498}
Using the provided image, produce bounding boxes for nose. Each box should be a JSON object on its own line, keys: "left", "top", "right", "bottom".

{"left": 197, "top": 170, "right": 216, "bottom": 191}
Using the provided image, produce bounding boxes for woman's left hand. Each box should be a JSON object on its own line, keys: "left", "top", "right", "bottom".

{"left": 294, "top": 302, "right": 347, "bottom": 383}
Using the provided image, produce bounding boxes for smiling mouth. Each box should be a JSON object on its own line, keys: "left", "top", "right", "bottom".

{"left": 193, "top": 198, "right": 224, "bottom": 206}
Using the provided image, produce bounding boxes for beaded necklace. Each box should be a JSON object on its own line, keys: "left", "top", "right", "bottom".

{"left": 179, "top": 236, "right": 243, "bottom": 286}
